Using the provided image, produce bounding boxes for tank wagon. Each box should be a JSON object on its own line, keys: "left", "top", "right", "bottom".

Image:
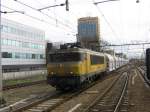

{"left": 46, "top": 43, "right": 128, "bottom": 90}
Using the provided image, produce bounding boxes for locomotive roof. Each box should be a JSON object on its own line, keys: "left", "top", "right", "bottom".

{"left": 49, "top": 48, "right": 105, "bottom": 56}
{"left": 48, "top": 48, "right": 128, "bottom": 61}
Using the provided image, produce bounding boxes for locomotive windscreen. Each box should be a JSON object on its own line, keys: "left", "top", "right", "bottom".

{"left": 49, "top": 52, "right": 84, "bottom": 62}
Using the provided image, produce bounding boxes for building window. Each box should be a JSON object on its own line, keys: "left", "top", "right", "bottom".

{"left": 2, "top": 25, "right": 8, "bottom": 33}
{"left": 40, "top": 54, "right": 42, "bottom": 59}
{"left": 16, "top": 41, "right": 19, "bottom": 47}
{"left": 12, "top": 52, "right": 15, "bottom": 58}
{"left": 26, "top": 53, "right": 32, "bottom": 59}
{"left": 2, "top": 52, "right": 12, "bottom": 58}
{"left": 7, "top": 40, "right": 12, "bottom": 45}
{"left": 15, "top": 52, "right": 20, "bottom": 58}
{"left": 2, "top": 38, "right": 44, "bottom": 49}
{"left": 2, "top": 52, "right": 44, "bottom": 59}
{"left": 32, "top": 54, "right": 35, "bottom": 59}
{"left": 40, "top": 54, "right": 44, "bottom": 59}
{"left": 35, "top": 54, "right": 39, "bottom": 59}
{"left": 3, "top": 39, "right": 7, "bottom": 45}
{"left": 1, "top": 25, "right": 45, "bottom": 40}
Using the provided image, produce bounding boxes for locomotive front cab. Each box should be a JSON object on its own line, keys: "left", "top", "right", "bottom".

{"left": 47, "top": 51, "right": 85, "bottom": 75}
{"left": 47, "top": 49, "right": 86, "bottom": 89}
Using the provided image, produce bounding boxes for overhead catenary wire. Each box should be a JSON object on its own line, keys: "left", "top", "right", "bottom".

{"left": 98, "top": 42, "right": 150, "bottom": 47}
{"left": 94, "top": 4, "right": 120, "bottom": 42}
{"left": 134, "top": 2, "right": 144, "bottom": 57}
{"left": 1, "top": 4, "right": 52, "bottom": 25}
{"left": 118, "top": 0, "right": 124, "bottom": 43}
{"left": 53, "top": 0, "right": 58, "bottom": 26}
{"left": 0, "top": 10, "right": 24, "bottom": 14}
{"left": 38, "top": 3, "right": 65, "bottom": 11}
{"left": 32, "top": 0, "right": 76, "bottom": 31}
{"left": 33, "top": 0, "right": 58, "bottom": 27}
{"left": 93, "top": 0, "right": 120, "bottom": 5}
{"left": 1, "top": 4, "right": 74, "bottom": 32}
{"left": 136, "top": 1, "right": 141, "bottom": 42}
{"left": 12, "top": 0, "right": 74, "bottom": 30}
{"left": 33, "top": 0, "right": 84, "bottom": 32}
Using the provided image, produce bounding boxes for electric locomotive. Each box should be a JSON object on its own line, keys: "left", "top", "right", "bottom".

{"left": 46, "top": 43, "right": 107, "bottom": 90}
{"left": 46, "top": 43, "right": 128, "bottom": 90}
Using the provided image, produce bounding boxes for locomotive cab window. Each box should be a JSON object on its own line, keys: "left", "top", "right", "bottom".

{"left": 90, "top": 55, "right": 104, "bottom": 65}
{"left": 49, "top": 52, "right": 84, "bottom": 63}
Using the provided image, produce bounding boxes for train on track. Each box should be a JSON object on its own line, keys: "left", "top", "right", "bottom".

{"left": 46, "top": 43, "right": 128, "bottom": 90}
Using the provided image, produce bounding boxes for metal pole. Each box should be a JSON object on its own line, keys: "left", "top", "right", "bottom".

{"left": 0, "top": 0, "right": 2, "bottom": 104}
{"left": 0, "top": 0, "right": 5, "bottom": 107}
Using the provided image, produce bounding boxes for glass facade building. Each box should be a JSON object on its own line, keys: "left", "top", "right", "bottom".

{"left": 1, "top": 18, "right": 46, "bottom": 74}
{"left": 77, "top": 17, "right": 100, "bottom": 51}
{"left": 78, "top": 17, "right": 100, "bottom": 42}
{"left": 78, "top": 22, "right": 97, "bottom": 38}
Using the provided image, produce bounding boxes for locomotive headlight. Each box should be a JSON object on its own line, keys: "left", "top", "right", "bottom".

{"left": 51, "top": 72, "right": 54, "bottom": 75}
{"left": 70, "top": 72, "right": 73, "bottom": 74}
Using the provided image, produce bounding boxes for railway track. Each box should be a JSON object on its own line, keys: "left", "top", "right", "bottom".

{"left": 20, "top": 71, "right": 128, "bottom": 112}
{"left": 82, "top": 72, "right": 129, "bottom": 112}
{"left": 3, "top": 80, "right": 46, "bottom": 91}
{"left": 2, "top": 71, "right": 122, "bottom": 112}
{"left": 126, "top": 67, "right": 150, "bottom": 112}
{"left": 0, "top": 65, "right": 129, "bottom": 112}
{"left": 13, "top": 78, "right": 109, "bottom": 112}
{"left": 0, "top": 90, "right": 59, "bottom": 112}
{"left": 137, "top": 66, "right": 150, "bottom": 86}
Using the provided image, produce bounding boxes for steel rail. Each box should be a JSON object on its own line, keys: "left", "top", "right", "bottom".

{"left": 1, "top": 65, "right": 129, "bottom": 112}
{"left": 82, "top": 72, "right": 127, "bottom": 112}
{"left": 43, "top": 71, "right": 123, "bottom": 112}
{"left": 137, "top": 66, "right": 150, "bottom": 86}
{"left": 113, "top": 73, "right": 128, "bottom": 112}
{"left": 3, "top": 80, "right": 46, "bottom": 91}
{"left": 0, "top": 90, "right": 60, "bottom": 112}
{"left": 12, "top": 69, "right": 121, "bottom": 112}
{"left": 20, "top": 75, "right": 114, "bottom": 112}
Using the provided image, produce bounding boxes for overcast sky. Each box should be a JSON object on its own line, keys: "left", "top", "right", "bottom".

{"left": 1, "top": 0, "right": 150, "bottom": 58}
